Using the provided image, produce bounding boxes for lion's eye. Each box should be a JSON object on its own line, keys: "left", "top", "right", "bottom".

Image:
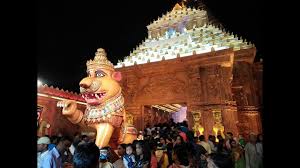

{"left": 96, "top": 71, "right": 105, "bottom": 77}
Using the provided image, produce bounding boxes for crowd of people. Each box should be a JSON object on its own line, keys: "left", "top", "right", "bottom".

{"left": 37, "top": 119, "right": 263, "bottom": 168}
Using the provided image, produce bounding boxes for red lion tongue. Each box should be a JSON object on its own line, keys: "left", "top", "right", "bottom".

{"left": 82, "top": 93, "right": 106, "bottom": 106}
{"left": 86, "top": 99, "right": 100, "bottom": 106}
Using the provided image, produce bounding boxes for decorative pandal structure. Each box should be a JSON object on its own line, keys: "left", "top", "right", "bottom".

{"left": 114, "top": 3, "right": 262, "bottom": 138}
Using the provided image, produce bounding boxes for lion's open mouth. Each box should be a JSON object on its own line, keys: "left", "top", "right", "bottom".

{"left": 81, "top": 92, "right": 106, "bottom": 105}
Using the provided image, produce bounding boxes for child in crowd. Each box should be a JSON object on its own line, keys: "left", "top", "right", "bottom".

{"left": 123, "top": 144, "right": 135, "bottom": 168}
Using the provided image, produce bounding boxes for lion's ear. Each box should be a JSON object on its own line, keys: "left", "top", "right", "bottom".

{"left": 112, "top": 71, "right": 122, "bottom": 81}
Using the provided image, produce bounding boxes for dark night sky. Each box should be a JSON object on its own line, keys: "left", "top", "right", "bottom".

{"left": 37, "top": 0, "right": 262, "bottom": 93}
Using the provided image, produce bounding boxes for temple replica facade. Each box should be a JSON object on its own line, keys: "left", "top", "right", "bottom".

{"left": 114, "top": 3, "right": 262, "bottom": 139}
{"left": 37, "top": 3, "right": 262, "bottom": 140}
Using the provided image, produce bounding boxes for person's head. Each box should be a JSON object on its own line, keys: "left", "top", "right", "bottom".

{"left": 56, "top": 136, "right": 72, "bottom": 154}
{"left": 151, "top": 130, "right": 157, "bottom": 136}
{"left": 149, "top": 141, "right": 157, "bottom": 155}
{"left": 249, "top": 133, "right": 257, "bottom": 143}
{"left": 159, "top": 137, "right": 166, "bottom": 145}
{"left": 199, "top": 135, "right": 205, "bottom": 142}
{"left": 135, "top": 141, "right": 151, "bottom": 161}
{"left": 73, "top": 133, "right": 82, "bottom": 147}
{"left": 230, "top": 139, "right": 237, "bottom": 148}
{"left": 144, "top": 135, "right": 150, "bottom": 140}
{"left": 132, "top": 140, "right": 138, "bottom": 152}
{"left": 182, "top": 121, "right": 188, "bottom": 128}
{"left": 217, "top": 135, "right": 223, "bottom": 141}
{"left": 74, "top": 132, "right": 81, "bottom": 141}
{"left": 126, "top": 144, "right": 134, "bottom": 155}
{"left": 176, "top": 135, "right": 184, "bottom": 145}
{"left": 155, "top": 143, "right": 166, "bottom": 159}
{"left": 81, "top": 135, "right": 89, "bottom": 143}
{"left": 166, "top": 137, "right": 172, "bottom": 144}
{"left": 193, "top": 136, "right": 198, "bottom": 143}
{"left": 117, "top": 144, "right": 126, "bottom": 156}
{"left": 173, "top": 145, "right": 189, "bottom": 166}
{"left": 37, "top": 137, "right": 51, "bottom": 152}
{"left": 136, "top": 142, "right": 143, "bottom": 156}
{"left": 257, "top": 134, "right": 263, "bottom": 142}
{"left": 73, "top": 142, "right": 100, "bottom": 168}
{"left": 50, "top": 136, "right": 59, "bottom": 145}
{"left": 226, "top": 132, "right": 233, "bottom": 140}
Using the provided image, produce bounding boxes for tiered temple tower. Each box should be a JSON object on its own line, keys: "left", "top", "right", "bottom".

{"left": 114, "top": 3, "right": 262, "bottom": 138}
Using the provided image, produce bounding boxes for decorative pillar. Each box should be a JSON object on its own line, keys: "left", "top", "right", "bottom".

{"left": 191, "top": 110, "right": 204, "bottom": 137}
{"left": 222, "top": 103, "right": 239, "bottom": 136}
{"left": 212, "top": 109, "right": 225, "bottom": 141}
{"left": 232, "top": 60, "right": 262, "bottom": 137}
{"left": 237, "top": 106, "right": 262, "bottom": 136}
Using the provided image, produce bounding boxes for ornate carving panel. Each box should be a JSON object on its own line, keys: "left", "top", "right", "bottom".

{"left": 232, "top": 87, "right": 248, "bottom": 108}
{"left": 120, "top": 75, "right": 139, "bottom": 104}
{"left": 188, "top": 78, "right": 202, "bottom": 103}
{"left": 134, "top": 72, "right": 188, "bottom": 103}
{"left": 232, "top": 62, "right": 258, "bottom": 106}
{"left": 199, "top": 65, "right": 223, "bottom": 104}
{"left": 220, "top": 67, "right": 234, "bottom": 100}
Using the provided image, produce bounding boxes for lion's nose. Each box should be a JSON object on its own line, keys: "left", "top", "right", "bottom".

{"left": 79, "top": 83, "right": 89, "bottom": 89}
{"left": 79, "top": 77, "right": 93, "bottom": 89}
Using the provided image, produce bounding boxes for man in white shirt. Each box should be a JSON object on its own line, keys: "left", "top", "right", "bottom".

{"left": 208, "top": 135, "right": 217, "bottom": 153}
{"left": 245, "top": 133, "right": 260, "bottom": 168}
{"left": 37, "top": 136, "right": 51, "bottom": 168}
{"left": 198, "top": 135, "right": 212, "bottom": 154}
{"left": 69, "top": 133, "right": 81, "bottom": 155}
{"left": 40, "top": 136, "right": 72, "bottom": 168}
